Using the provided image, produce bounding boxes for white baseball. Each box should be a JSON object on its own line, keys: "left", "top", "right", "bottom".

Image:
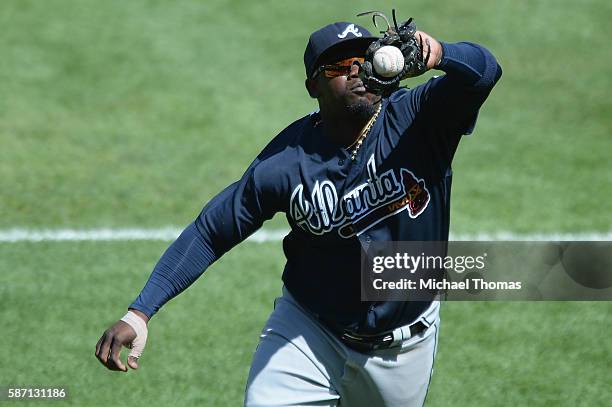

{"left": 372, "top": 46, "right": 405, "bottom": 77}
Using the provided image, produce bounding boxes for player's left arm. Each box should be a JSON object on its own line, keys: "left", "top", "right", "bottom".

{"left": 387, "top": 30, "right": 501, "bottom": 175}
{"left": 411, "top": 30, "right": 503, "bottom": 135}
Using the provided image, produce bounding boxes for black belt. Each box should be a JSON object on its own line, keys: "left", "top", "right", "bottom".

{"left": 334, "top": 321, "right": 429, "bottom": 353}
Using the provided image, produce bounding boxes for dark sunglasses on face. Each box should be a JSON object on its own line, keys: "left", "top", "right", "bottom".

{"left": 311, "top": 57, "right": 365, "bottom": 79}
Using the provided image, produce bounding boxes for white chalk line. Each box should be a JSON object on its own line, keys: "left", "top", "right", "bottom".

{"left": 0, "top": 228, "right": 610, "bottom": 243}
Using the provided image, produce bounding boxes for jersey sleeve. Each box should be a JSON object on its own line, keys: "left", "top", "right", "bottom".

{"left": 403, "top": 41, "right": 501, "bottom": 134}
{"left": 431, "top": 41, "right": 501, "bottom": 134}
{"left": 195, "top": 156, "right": 284, "bottom": 255}
{"left": 129, "top": 156, "right": 283, "bottom": 318}
{"left": 387, "top": 41, "right": 502, "bottom": 174}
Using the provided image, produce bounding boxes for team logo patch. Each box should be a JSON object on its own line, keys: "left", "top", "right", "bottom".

{"left": 337, "top": 24, "right": 362, "bottom": 39}
{"left": 290, "top": 155, "right": 430, "bottom": 238}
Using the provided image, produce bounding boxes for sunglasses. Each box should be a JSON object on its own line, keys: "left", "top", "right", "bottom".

{"left": 312, "top": 57, "right": 365, "bottom": 79}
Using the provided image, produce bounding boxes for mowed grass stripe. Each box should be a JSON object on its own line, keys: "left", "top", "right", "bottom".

{"left": 1, "top": 228, "right": 611, "bottom": 242}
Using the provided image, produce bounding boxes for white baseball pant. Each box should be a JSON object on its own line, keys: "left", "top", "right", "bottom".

{"left": 244, "top": 287, "right": 440, "bottom": 407}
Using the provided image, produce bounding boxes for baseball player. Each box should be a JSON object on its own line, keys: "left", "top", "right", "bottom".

{"left": 96, "top": 12, "right": 501, "bottom": 407}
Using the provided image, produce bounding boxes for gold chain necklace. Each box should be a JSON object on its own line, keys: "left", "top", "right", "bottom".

{"left": 347, "top": 103, "right": 382, "bottom": 161}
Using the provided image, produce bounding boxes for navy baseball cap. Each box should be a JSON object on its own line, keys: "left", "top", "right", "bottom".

{"left": 304, "top": 22, "right": 378, "bottom": 78}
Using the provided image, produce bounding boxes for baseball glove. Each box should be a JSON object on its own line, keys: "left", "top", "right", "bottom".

{"left": 357, "top": 10, "right": 431, "bottom": 96}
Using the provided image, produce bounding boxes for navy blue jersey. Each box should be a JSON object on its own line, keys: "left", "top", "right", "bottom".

{"left": 130, "top": 41, "right": 502, "bottom": 334}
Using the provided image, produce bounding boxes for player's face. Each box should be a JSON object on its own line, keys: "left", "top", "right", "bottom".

{"left": 312, "top": 55, "right": 381, "bottom": 115}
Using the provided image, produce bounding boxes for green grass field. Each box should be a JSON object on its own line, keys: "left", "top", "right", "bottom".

{"left": 1, "top": 0, "right": 611, "bottom": 406}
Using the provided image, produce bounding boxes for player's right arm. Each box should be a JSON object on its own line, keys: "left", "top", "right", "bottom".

{"left": 95, "top": 152, "right": 284, "bottom": 372}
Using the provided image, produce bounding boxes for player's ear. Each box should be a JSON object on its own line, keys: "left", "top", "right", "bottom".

{"left": 305, "top": 78, "right": 318, "bottom": 99}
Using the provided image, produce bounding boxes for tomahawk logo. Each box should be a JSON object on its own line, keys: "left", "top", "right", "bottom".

{"left": 337, "top": 24, "right": 362, "bottom": 39}
{"left": 290, "top": 155, "right": 430, "bottom": 238}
